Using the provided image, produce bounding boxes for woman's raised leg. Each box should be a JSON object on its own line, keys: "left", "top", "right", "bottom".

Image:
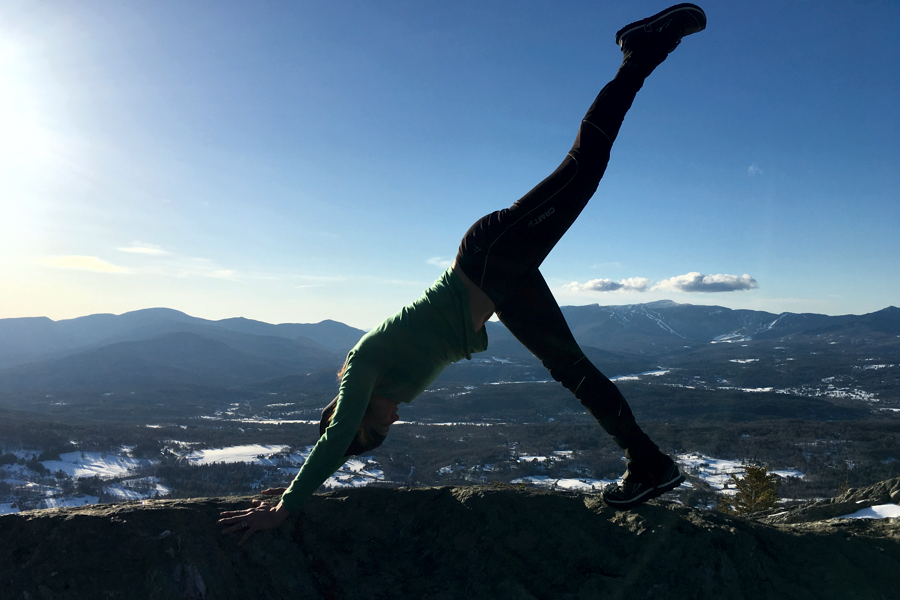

{"left": 455, "top": 68, "right": 648, "bottom": 307}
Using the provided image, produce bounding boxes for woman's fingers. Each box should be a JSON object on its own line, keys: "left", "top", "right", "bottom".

{"left": 218, "top": 497, "right": 293, "bottom": 545}
{"left": 217, "top": 509, "right": 250, "bottom": 520}
{"left": 220, "top": 518, "right": 248, "bottom": 534}
{"left": 219, "top": 510, "right": 258, "bottom": 541}
{"left": 218, "top": 502, "right": 284, "bottom": 545}
{"left": 218, "top": 501, "right": 270, "bottom": 521}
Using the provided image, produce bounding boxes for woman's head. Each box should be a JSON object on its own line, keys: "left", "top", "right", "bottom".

{"left": 319, "top": 394, "right": 399, "bottom": 456}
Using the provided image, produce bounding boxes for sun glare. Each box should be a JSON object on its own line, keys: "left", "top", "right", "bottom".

{"left": 0, "top": 40, "right": 54, "bottom": 166}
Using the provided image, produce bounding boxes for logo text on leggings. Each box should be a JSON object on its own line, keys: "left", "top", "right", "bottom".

{"left": 528, "top": 207, "right": 555, "bottom": 228}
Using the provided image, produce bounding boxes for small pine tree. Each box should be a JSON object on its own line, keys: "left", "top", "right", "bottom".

{"left": 717, "top": 463, "right": 781, "bottom": 515}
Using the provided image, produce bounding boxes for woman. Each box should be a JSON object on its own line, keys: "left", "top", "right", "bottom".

{"left": 220, "top": 4, "right": 706, "bottom": 544}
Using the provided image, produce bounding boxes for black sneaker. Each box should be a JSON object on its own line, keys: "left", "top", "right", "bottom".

{"left": 602, "top": 461, "right": 685, "bottom": 509}
{"left": 615, "top": 3, "right": 707, "bottom": 54}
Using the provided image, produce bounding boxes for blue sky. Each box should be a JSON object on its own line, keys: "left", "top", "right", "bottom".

{"left": 1, "top": 0, "right": 898, "bottom": 329}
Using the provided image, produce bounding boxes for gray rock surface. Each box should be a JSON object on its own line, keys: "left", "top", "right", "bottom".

{"left": 2, "top": 480, "right": 899, "bottom": 599}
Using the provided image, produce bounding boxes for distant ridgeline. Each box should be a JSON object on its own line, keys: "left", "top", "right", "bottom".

{"left": 0, "top": 302, "right": 898, "bottom": 421}
{"left": 1, "top": 477, "right": 899, "bottom": 599}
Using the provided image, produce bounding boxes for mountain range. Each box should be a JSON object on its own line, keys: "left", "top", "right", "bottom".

{"left": 1, "top": 301, "right": 898, "bottom": 399}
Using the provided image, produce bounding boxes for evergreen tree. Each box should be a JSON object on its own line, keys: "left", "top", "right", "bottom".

{"left": 718, "top": 463, "right": 781, "bottom": 515}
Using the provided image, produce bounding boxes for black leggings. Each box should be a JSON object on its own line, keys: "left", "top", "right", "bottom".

{"left": 455, "top": 66, "right": 667, "bottom": 472}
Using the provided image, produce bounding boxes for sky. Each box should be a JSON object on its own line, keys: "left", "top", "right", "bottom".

{"left": 1, "top": 0, "right": 898, "bottom": 329}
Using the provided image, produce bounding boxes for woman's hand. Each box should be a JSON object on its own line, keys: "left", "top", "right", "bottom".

{"left": 217, "top": 498, "right": 291, "bottom": 546}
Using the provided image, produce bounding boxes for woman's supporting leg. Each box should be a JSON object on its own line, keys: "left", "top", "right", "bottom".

{"left": 494, "top": 270, "right": 670, "bottom": 474}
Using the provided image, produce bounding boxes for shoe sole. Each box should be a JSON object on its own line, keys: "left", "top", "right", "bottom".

{"left": 603, "top": 470, "right": 686, "bottom": 509}
{"left": 615, "top": 3, "right": 707, "bottom": 46}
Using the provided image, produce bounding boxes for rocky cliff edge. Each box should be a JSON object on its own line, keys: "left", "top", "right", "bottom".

{"left": 2, "top": 478, "right": 899, "bottom": 600}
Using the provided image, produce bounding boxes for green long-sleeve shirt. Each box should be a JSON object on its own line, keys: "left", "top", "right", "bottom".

{"left": 280, "top": 268, "right": 488, "bottom": 512}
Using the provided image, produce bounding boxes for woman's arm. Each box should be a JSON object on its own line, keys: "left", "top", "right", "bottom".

{"left": 218, "top": 349, "right": 382, "bottom": 543}
{"left": 278, "top": 350, "right": 381, "bottom": 512}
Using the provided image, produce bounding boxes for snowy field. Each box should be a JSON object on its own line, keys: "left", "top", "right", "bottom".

{"left": 2, "top": 441, "right": 387, "bottom": 513}
{"left": 510, "top": 476, "right": 618, "bottom": 492}
{"left": 275, "top": 449, "right": 385, "bottom": 490}
{"left": 184, "top": 444, "right": 291, "bottom": 466}
{"left": 0, "top": 502, "right": 20, "bottom": 515}
{"left": 42, "top": 451, "right": 151, "bottom": 479}
{"left": 321, "top": 457, "right": 385, "bottom": 489}
{"left": 611, "top": 370, "right": 670, "bottom": 383}
{"left": 37, "top": 495, "right": 99, "bottom": 509}
{"left": 500, "top": 452, "right": 811, "bottom": 503}
{"left": 4, "top": 442, "right": 896, "bottom": 519}
{"left": 183, "top": 444, "right": 387, "bottom": 490}
{"left": 676, "top": 453, "right": 804, "bottom": 495}
{"left": 104, "top": 477, "right": 172, "bottom": 501}
{"left": 0, "top": 448, "right": 164, "bottom": 511}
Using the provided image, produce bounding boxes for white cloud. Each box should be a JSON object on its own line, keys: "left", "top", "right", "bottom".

{"left": 426, "top": 256, "right": 453, "bottom": 269}
{"left": 748, "top": 163, "right": 763, "bottom": 176}
{"left": 564, "top": 277, "right": 651, "bottom": 294}
{"left": 41, "top": 255, "right": 130, "bottom": 274}
{"left": 118, "top": 243, "right": 167, "bottom": 255}
{"left": 654, "top": 272, "right": 758, "bottom": 293}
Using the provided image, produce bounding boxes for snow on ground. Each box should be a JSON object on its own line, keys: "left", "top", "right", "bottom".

{"left": 517, "top": 451, "right": 574, "bottom": 464}
{"left": 854, "top": 364, "right": 896, "bottom": 371}
{"left": 837, "top": 504, "right": 900, "bottom": 520}
{"left": 233, "top": 419, "right": 318, "bottom": 425}
{"left": 41, "top": 452, "right": 151, "bottom": 480}
{"left": 37, "top": 495, "right": 99, "bottom": 509}
{"left": 274, "top": 447, "right": 385, "bottom": 490}
{"left": 8, "top": 449, "right": 43, "bottom": 459}
{"left": 509, "top": 453, "right": 809, "bottom": 503}
{"left": 771, "top": 468, "right": 805, "bottom": 479}
{"left": 104, "top": 477, "right": 172, "bottom": 501}
{"left": 676, "top": 453, "right": 805, "bottom": 493}
{"left": 323, "top": 458, "right": 384, "bottom": 489}
{"left": 1, "top": 464, "right": 36, "bottom": 483}
{"left": 1, "top": 502, "right": 20, "bottom": 515}
{"left": 518, "top": 455, "right": 550, "bottom": 463}
{"left": 183, "top": 444, "right": 290, "bottom": 466}
{"left": 398, "top": 421, "right": 502, "bottom": 426}
{"left": 510, "top": 476, "right": 618, "bottom": 492}
{"left": 611, "top": 370, "right": 670, "bottom": 383}
{"left": 677, "top": 454, "right": 745, "bottom": 492}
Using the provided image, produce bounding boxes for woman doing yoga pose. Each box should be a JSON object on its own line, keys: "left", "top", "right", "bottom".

{"left": 219, "top": 3, "right": 707, "bottom": 544}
